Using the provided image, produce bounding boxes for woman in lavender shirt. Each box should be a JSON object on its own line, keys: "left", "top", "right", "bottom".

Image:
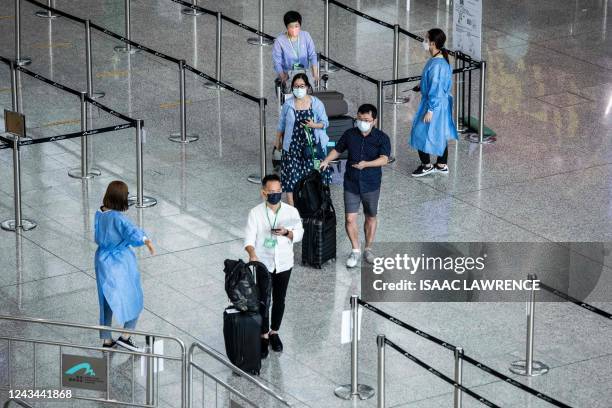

{"left": 272, "top": 11, "right": 320, "bottom": 92}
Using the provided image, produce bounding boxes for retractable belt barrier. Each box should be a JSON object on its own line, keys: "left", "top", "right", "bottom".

{"left": 381, "top": 337, "right": 500, "bottom": 408}
{"left": 18, "top": 0, "right": 270, "bottom": 182}
{"left": 336, "top": 296, "right": 576, "bottom": 407}
{"left": 539, "top": 282, "right": 612, "bottom": 320}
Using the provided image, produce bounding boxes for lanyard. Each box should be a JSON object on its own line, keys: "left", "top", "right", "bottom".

{"left": 289, "top": 35, "right": 300, "bottom": 61}
{"left": 265, "top": 203, "right": 281, "bottom": 230}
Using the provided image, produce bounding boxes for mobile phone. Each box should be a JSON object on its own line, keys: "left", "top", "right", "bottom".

{"left": 271, "top": 228, "right": 282, "bottom": 233}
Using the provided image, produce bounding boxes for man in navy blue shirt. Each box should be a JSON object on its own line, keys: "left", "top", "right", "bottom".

{"left": 320, "top": 104, "right": 391, "bottom": 268}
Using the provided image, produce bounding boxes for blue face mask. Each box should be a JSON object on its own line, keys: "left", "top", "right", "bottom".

{"left": 266, "top": 192, "right": 282, "bottom": 205}
{"left": 293, "top": 87, "right": 307, "bottom": 99}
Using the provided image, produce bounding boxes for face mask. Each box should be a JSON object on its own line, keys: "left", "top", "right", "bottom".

{"left": 287, "top": 27, "right": 300, "bottom": 38}
{"left": 356, "top": 120, "right": 371, "bottom": 133}
{"left": 293, "top": 87, "right": 307, "bottom": 99}
{"left": 266, "top": 192, "right": 282, "bottom": 205}
{"left": 422, "top": 39, "right": 430, "bottom": 51}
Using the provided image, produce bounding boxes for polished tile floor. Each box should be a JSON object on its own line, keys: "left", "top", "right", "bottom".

{"left": 0, "top": 0, "right": 612, "bottom": 407}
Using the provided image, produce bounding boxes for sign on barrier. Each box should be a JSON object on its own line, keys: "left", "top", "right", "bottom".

{"left": 453, "top": 0, "right": 483, "bottom": 60}
{"left": 61, "top": 354, "right": 108, "bottom": 391}
{"left": 4, "top": 110, "right": 26, "bottom": 138}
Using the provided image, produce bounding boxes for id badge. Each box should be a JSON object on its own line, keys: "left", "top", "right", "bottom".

{"left": 313, "top": 159, "right": 321, "bottom": 171}
{"left": 264, "top": 237, "right": 277, "bottom": 248}
{"left": 292, "top": 63, "right": 304, "bottom": 71}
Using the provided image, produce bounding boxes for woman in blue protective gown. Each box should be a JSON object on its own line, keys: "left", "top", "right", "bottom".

{"left": 410, "top": 28, "right": 458, "bottom": 177}
{"left": 94, "top": 180, "right": 155, "bottom": 351}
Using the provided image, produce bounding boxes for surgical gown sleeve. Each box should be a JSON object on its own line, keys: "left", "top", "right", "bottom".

{"left": 426, "top": 63, "right": 445, "bottom": 113}
{"left": 118, "top": 215, "right": 147, "bottom": 247}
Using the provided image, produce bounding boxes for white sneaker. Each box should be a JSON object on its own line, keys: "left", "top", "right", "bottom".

{"left": 363, "top": 249, "right": 375, "bottom": 264}
{"left": 346, "top": 251, "right": 360, "bottom": 268}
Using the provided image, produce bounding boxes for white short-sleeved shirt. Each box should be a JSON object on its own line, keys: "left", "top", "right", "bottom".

{"left": 244, "top": 202, "right": 304, "bottom": 273}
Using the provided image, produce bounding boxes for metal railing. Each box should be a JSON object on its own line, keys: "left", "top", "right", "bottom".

{"left": 336, "top": 295, "right": 575, "bottom": 407}
{"left": 188, "top": 341, "right": 291, "bottom": 407}
{"left": 3, "top": 400, "right": 34, "bottom": 408}
{"left": 0, "top": 315, "right": 187, "bottom": 407}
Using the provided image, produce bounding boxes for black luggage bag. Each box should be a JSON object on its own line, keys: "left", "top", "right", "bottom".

{"left": 302, "top": 209, "right": 337, "bottom": 268}
{"left": 223, "top": 308, "right": 262, "bottom": 375}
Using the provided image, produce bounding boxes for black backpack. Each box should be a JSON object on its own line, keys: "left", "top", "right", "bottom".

{"left": 294, "top": 170, "right": 333, "bottom": 218}
{"left": 223, "top": 260, "right": 270, "bottom": 313}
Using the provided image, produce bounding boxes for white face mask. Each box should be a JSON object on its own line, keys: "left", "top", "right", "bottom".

{"left": 293, "top": 87, "right": 307, "bottom": 99}
{"left": 422, "top": 39, "right": 430, "bottom": 51}
{"left": 356, "top": 120, "right": 371, "bottom": 133}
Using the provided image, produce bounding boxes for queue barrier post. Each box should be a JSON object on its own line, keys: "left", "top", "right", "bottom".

{"left": 454, "top": 54, "right": 467, "bottom": 133}
{"left": 169, "top": 60, "right": 199, "bottom": 143}
{"left": 10, "top": 61, "right": 20, "bottom": 112}
{"left": 376, "top": 80, "right": 384, "bottom": 132}
{"left": 15, "top": 0, "right": 32, "bottom": 66}
{"left": 146, "top": 336, "right": 156, "bottom": 405}
{"left": 477, "top": 60, "right": 487, "bottom": 144}
{"left": 129, "top": 119, "right": 157, "bottom": 208}
{"left": 376, "top": 335, "right": 385, "bottom": 408}
{"left": 68, "top": 92, "right": 101, "bottom": 179}
{"left": 385, "top": 24, "right": 409, "bottom": 104}
{"left": 182, "top": 0, "right": 203, "bottom": 16}
{"left": 85, "top": 20, "right": 105, "bottom": 99}
{"left": 247, "top": 98, "right": 268, "bottom": 184}
{"left": 453, "top": 347, "right": 463, "bottom": 408}
{"left": 114, "top": 0, "right": 140, "bottom": 54}
{"left": 334, "top": 295, "right": 375, "bottom": 400}
{"left": 204, "top": 12, "right": 226, "bottom": 89}
{"left": 1, "top": 132, "right": 37, "bottom": 232}
{"left": 510, "top": 273, "right": 549, "bottom": 376}
{"left": 35, "top": 0, "right": 59, "bottom": 19}
{"left": 247, "top": 0, "right": 273, "bottom": 46}
{"left": 322, "top": 0, "right": 339, "bottom": 73}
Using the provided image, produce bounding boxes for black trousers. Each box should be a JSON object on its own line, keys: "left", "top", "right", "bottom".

{"left": 418, "top": 147, "right": 448, "bottom": 165}
{"left": 262, "top": 269, "right": 292, "bottom": 333}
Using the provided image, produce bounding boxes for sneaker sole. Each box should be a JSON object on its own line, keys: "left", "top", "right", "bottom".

{"left": 116, "top": 341, "right": 142, "bottom": 352}
{"left": 411, "top": 170, "right": 435, "bottom": 178}
{"left": 435, "top": 169, "right": 449, "bottom": 175}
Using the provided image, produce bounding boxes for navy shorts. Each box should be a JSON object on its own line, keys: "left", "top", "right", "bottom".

{"left": 344, "top": 189, "right": 380, "bottom": 217}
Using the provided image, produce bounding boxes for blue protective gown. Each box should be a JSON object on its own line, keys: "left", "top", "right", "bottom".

{"left": 94, "top": 210, "right": 146, "bottom": 325}
{"left": 410, "top": 57, "right": 458, "bottom": 156}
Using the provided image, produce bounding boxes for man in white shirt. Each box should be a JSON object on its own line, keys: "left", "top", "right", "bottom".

{"left": 244, "top": 174, "right": 303, "bottom": 359}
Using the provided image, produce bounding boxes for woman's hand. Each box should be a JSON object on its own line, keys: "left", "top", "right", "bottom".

{"left": 304, "top": 118, "right": 318, "bottom": 128}
{"left": 144, "top": 239, "right": 155, "bottom": 255}
{"left": 275, "top": 137, "right": 282, "bottom": 150}
{"left": 423, "top": 111, "right": 433, "bottom": 123}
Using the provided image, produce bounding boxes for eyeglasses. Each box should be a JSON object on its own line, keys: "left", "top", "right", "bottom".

{"left": 293, "top": 84, "right": 307, "bottom": 89}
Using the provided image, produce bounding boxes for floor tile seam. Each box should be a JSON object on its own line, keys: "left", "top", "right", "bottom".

{"left": 535, "top": 42, "right": 612, "bottom": 73}
{"left": 0, "top": 270, "right": 84, "bottom": 290}
{"left": 448, "top": 160, "right": 612, "bottom": 196}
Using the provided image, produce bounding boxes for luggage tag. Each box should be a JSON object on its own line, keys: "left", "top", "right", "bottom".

{"left": 264, "top": 237, "right": 277, "bottom": 248}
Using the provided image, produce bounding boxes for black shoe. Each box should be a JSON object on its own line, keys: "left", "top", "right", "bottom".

{"left": 116, "top": 336, "right": 142, "bottom": 352}
{"left": 435, "top": 163, "right": 449, "bottom": 175}
{"left": 412, "top": 164, "right": 435, "bottom": 177}
{"left": 102, "top": 341, "right": 116, "bottom": 349}
{"left": 269, "top": 333, "right": 283, "bottom": 352}
{"left": 261, "top": 337, "right": 269, "bottom": 359}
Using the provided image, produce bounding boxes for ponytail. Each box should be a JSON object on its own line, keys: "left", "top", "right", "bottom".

{"left": 442, "top": 49, "right": 449, "bottom": 65}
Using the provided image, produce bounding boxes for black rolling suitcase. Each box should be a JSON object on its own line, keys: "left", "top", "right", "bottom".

{"left": 302, "top": 209, "right": 337, "bottom": 268}
{"left": 223, "top": 308, "right": 262, "bottom": 375}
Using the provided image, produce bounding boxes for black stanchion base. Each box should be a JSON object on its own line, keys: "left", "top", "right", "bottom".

{"left": 247, "top": 174, "right": 261, "bottom": 184}
{"left": 68, "top": 167, "right": 102, "bottom": 179}
{"left": 35, "top": 10, "right": 60, "bottom": 19}
{"left": 509, "top": 360, "right": 549, "bottom": 376}
{"left": 128, "top": 196, "right": 157, "bottom": 208}
{"left": 247, "top": 37, "right": 273, "bottom": 46}
{"left": 1, "top": 219, "right": 37, "bottom": 232}
{"left": 168, "top": 134, "right": 199, "bottom": 143}
{"left": 182, "top": 7, "right": 203, "bottom": 16}
{"left": 334, "top": 384, "right": 375, "bottom": 400}
{"left": 385, "top": 96, "right": 410, "bottom": 105}
{"left": 466, "top": 133, "right": 496, "bottom": 144}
